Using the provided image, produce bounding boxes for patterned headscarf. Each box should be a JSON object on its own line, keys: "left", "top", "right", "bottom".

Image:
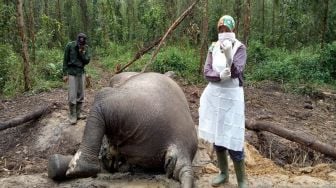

{"left": 217, "top": 15, "right": 235, "bottom": 31}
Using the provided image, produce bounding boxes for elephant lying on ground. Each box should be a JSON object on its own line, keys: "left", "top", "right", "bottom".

{"left": 48, "top": 72, "right": 198, "bottom": 188}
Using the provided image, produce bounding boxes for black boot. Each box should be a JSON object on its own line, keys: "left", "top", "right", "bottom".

{"left": 233, "top": 159, "right": 248, "bottom": 188}
{"left": 211, "top": 150, "right": 229, "bottom": 187}
{"left": 76, "top": 102, "right": 87, "bottom": 120}
{"left": 69, "top": 103, "right": 77, "bottom": 125}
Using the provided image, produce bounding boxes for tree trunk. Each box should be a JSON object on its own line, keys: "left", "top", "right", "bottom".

{"left": 261, "top": 0, "right": 265, "bottom": 42}
{"left": 199, "top": 0, "right": 209, "bottom": 74}
{"left": 44, "top": 0, "right": 48, "bottom": 16}
{"left": 79, "top": 0, "right": 89, "bottom": 34}
{"left": 0, "top": 104, "right": 55, "bottom": 131}
{"left": 246, "top": 120, "right": 336, "bottom": 159}
{"left": 243, "top": 0, "right": 251, "bottom": 45}
{"left": 16, "top": 0, "right": 31, "bottom": 91}
{"left": 29, "top": 0, "right": 36, "bottom": 63}
{"left": 234, "top": 0, "right": 242, "bottom": 36}
{"left": 321, "top": 0, "right": 329, "bottom": 49}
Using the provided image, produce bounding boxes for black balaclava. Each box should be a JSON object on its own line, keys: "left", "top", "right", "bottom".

{"left": 77, "top": 33, "right": 87, "bottom": 46}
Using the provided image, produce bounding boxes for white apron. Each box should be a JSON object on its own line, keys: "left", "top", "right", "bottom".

{"left": 198, "top": 40, "right": 245, "bottom": 151}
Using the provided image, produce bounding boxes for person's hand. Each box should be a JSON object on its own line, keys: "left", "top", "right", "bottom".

{"left": 222, "top": 40, "right": 232, "bottom": 49}
{"left": 220, "top": 68, "right": 231, "bottom": 81}
{"left": 63, "top": 75, "right": 68, "bottom": 83}
{"left": 222, "top": 40, "right": 233, "bottom": 63}
{"left": 79, "top": 46, "right": 85, "bottom": 54}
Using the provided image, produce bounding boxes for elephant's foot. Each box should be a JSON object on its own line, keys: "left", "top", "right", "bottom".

{"left": 66, "top": 150, "right": 101, "bottom": 178}
{"left": 48, "top": 154, "right": 73, "bottom": 180}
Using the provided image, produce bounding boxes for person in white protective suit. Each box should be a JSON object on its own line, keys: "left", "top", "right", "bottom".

{"left": 198, "top": 15, "right": 247, "bottom": 188}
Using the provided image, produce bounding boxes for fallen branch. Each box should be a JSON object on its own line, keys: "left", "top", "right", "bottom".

{"left": 141, "top": 0, "right": 200, "bottom": 72}
{"left": 114, "top": 37, "right": 162, "bottom": 74}
{"left": 245, "top": 119, "right": 336, "bottom": 159}
{"left": 0, "top": 103, "right": 56, "bottom": 131}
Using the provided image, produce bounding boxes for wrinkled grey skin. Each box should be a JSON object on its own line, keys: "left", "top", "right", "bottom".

{"left": 48, "top": 72, "right": 198, "bottom": 188}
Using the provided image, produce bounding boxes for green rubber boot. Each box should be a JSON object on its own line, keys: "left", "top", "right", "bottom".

{"left": 69, "top": 104, "right": 77, "bottom": 125}
{"left": 211, "top": 150, "right": 229, "bottom": 187}
{"left": 76, "top": 102, "right": 86, "bottom": 120}
{"left": 233, "top": 159, "right": 248, "bottom": 188}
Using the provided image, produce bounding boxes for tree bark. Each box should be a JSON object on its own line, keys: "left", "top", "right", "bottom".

{"left": 234, "top": 0, "right": 242, "bottom": 36}
{"left": 243, "top": 0, "right": 251, "bottom": 45}
{"left": 246, "top": 120, "right": 336, "bottom": 159}
{"left": 0, "top": 104, "right": 55, "bottom": 131}
{"left": 44, "top": 0, "right": 49, "bottom": 16}
{"left": 321, "top": 0, "right": 329, "bottom": 49}
{"left": 16, "top": 0, "right": 31, "bottom": 91}
{"left": 79, "top": 0, "right": 89, "bottom": 34}
{"left": 29, "top": 0, "right": 36, "bottom": 63}
{"left": 141, "top": 0, "right": 200, "bottom": 72}
{"left": 199, "top": 0, "right": 209, "bottom": 74}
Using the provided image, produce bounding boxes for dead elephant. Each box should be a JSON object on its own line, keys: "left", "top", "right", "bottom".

{"left": 48, "top": 72, "right": 198, "bottom": 188}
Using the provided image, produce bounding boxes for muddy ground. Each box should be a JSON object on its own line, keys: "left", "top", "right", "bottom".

{"left": 0, "top": 64, "right": 336, "bottom": 187}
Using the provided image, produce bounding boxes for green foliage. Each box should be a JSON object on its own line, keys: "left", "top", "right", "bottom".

{"left": 36, "top": 15, "right": 64, "bottom": 48}
{"left": 98, "top": 42, "right": 133, "bottom": 70}
{"left": 247, "top": 40, "right": 271, "bottom": 65}
{"left": 0, "top": 44, "right": 23, "bottom": 95}
{"left": 97, "top": 43, "right": 203, "bottom": 84}
{"left": 134, "top": 44, "right": 202, "bottom": 84}
{"left": 141, "top": 5, "right": 167, "bottom": 41}
{"left": 34, "top": 48, "right": 63, "bottom": 81}
{"left": 0, "top": 3, "right": 17, "bottom": 45}
{"left": 320, "top": 41, "right": 336, "bottom": 80}
{"left": 246, "top": 41, "right": 335, "bottom": 96}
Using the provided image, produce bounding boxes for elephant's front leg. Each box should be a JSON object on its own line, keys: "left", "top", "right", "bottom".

{"left": 48, "top": 154, "right": 73, "bottom": 180}
{"left": 66, "top": 110, "right": 105, "bottom": 178}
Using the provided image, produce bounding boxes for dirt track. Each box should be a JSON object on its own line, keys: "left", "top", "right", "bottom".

{"left": 0, "top": 65, "right": 336, "bottom": 187}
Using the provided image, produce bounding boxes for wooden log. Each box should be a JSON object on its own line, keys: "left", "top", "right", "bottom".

{"left": 245, "top": 119, "right": 336, "bottom": 159}
{"left": 0, "top": 103, "right": 55, "bottom": 131}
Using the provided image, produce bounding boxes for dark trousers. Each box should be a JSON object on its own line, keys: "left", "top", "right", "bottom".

{"left": 68, "top": 74, "right": 85, "bottom": 105}
{"left": 214, "top": 145, "right": 244, "bottom": 161}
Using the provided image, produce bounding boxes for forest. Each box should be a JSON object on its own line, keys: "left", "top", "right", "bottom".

{"left": 0, "top": 0, "right": 336, "bottom": 187}
{"left": 0, "top": 0, "right": 335, "bottom": 96}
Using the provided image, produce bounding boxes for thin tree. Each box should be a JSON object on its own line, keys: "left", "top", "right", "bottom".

{"left": 272, "top": 0, "right": 279, "bottom": 34}
{"left": 199, "top": 0, "right": 209, "bottom": 74}
{"left": 28, "top": 0, "right": 36, "bottom": 63}
{"left": 243, "top": 0, "right": 251, "bottom": 45}
{"left": 261, "top": 0, "right": 265, "bottom": 42}
{"left": 234, "top": 0, "right": 242, "bottom": 36}
{"left": 79, "top": 0, "right": 89, "bottom": 34}
{"left": 16, "top": 0, "right": 31, "bottom": 91}
{"left": 44, "top": 0, "right": 49, "bottom": 16}
{"left": 321, "top": 0, "right": 329, "bottom": 49}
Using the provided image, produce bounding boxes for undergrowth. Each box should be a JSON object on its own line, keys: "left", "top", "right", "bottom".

{"left": 1, "top": 41, "right": 335, "bottom": 97}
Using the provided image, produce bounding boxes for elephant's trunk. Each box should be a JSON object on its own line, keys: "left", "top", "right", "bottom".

{"left": 66, "top": 109, "right": 105, "bottom": 178}
{"left": 179, "top": 164, "right": 194, "bottom": 188}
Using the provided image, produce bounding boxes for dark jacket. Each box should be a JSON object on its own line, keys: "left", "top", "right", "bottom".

{"left": 63, "top": 41, "right": 91, "bottom": 76}
{"left": 203, "top": 41, "right": 247, "bottom": 86}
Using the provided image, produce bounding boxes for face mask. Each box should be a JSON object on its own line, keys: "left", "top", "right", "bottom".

{"left": 218, "top": 32, "right": 236, "bottom": 42}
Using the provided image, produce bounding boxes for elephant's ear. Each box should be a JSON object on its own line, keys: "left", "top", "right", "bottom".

{"left": 109, "top": 72, "right": 139, "bottom": 87}
{"left": 164, "top": 71, "right": 176, "bottom": 79}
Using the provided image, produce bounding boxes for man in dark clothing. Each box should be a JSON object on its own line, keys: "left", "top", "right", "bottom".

{"left": 63, "top": 33, "right": 91, "bottom": 124}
